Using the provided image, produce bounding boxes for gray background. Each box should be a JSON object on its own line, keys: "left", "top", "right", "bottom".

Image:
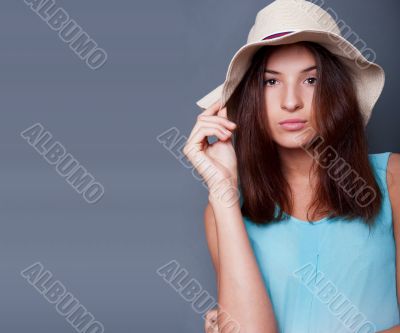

{"left": 0, "top": 0, "right": 398, "bottom": 332}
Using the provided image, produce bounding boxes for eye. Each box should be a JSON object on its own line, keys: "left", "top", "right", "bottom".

{"left": 263, "top": 78, "right": 278, "bottom": 86}
{"left": 304, "top": 77, "right": 317, "bottom": 85}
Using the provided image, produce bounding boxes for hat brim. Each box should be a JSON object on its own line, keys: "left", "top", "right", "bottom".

{"left": 195, "top": 30, "right": 385, "bottom": 125}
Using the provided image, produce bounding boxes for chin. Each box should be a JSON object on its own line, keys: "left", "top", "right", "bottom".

{"left": 273, "top": 130, "right": 315, "bottom": 149}
{"left": 274, "top": 140, "right": 305, "bottom": 149}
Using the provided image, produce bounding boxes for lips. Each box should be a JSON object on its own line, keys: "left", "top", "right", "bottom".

{"left": 279, "top": 119, "right": 307, "bottom": 131}
{"left": 279, "top": 118, "right": 306, "bottom": 124}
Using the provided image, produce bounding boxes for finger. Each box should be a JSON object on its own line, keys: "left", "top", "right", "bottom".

{"left": 187, "top": 123, "right": 222, "bottom": 144}
{"left": 205, "top": 309, "right": 219, "bottom": 333}
{"left": 204, "top": 312, "right": 213, "bottom": 333}
{"left": 205, "top": 319, "right": 218, "bottom": 333}
{"left": 205, "top": 323, "right": 217, "bottom": 333}
{"left": 206, "top": 326, "right": 219, "bottom": 333}
{"left": 188, "top": 126, "right": 232, "bottom": 147}
{"left": 217, "top": 106, "right": 228, "bottom": 119}
{"left": 198, "top": 115, "right": 236, "bottom": 130}
{"left": 195, "top": 120, "right": 235, "bottom": 137}
{"left": 200, "top": 99, "right": 223, "bottom": 117}
{"left": 205, "top": 320, "right": 214, "bottom": 333}
{"left": 206, "top": 309, "right": 218, "bottom": 324}
{"left": 188, "top": 118, "right": 233, "bottom": 142}
{"left": 206, "top": 308, "right": 217, "bottom": 320}
{"left": 188, "top": 116, "right": 235, "bottom": 142}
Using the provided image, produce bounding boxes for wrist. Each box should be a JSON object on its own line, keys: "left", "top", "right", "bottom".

{"left": 208, "top": 177, "right": 240, "bottom": 209}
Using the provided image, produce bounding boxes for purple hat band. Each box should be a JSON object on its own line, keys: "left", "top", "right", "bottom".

{"left": 262, "top": 31, "right": 294, "bottom": 40}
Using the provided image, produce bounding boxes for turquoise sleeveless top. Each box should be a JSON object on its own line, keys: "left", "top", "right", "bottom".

{"left": 241, "top": 152, "right": 399, "bottom": 332}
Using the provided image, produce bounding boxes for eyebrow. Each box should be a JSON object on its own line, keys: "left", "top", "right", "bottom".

{"left": 264, "top": 65, "right": 318, "bottom": 74}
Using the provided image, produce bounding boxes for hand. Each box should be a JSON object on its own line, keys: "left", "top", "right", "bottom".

{"left": 183, "top": 100, "right": 238, "bottom": 197}
{"left": 204, "top": 307, "right": 219, "bottom": 333}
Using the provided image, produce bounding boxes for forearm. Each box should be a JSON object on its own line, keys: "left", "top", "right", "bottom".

{"left": 209, "top": 195, "right": 278, "bottom": 333}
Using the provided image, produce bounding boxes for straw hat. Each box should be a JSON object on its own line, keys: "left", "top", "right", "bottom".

{"left": 195, "top": 0, "right": 385, "bottom": 125}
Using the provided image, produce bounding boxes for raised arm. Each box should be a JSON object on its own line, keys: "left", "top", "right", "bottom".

{"left": 184, "top": 100, "right": 278, "bottom": 332}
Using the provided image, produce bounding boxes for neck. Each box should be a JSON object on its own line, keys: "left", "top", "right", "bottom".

{"left": 278, "top": 146, "right": 317, "bottom": 180}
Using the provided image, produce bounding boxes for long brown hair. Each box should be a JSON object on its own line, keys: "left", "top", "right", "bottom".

{"left": 226, "top": 41, "right": 382, "bottom": 227}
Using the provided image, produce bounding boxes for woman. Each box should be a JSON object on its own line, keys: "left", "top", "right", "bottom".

{"left": 183, "top": 1, "right": 400, "bottom": 332}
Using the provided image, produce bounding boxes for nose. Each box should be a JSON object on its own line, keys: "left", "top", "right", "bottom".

{"left": 281, "top": 85, "right": 303, "bottom": 112}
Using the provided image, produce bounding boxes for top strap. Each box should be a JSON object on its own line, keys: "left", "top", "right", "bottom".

{"left": 368, "top": 152, "right": 393, "bottom": 227}
{"left": 369, "top": 152, "right": 392, "bottom": 194}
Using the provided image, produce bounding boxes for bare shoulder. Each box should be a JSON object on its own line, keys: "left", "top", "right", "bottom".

{"left": 388, "top": 153, "right": 400, "bottom": 196}
{"left": 204, "top": 202, "right": 219, "bottom": 278}
{"left": 388, "top": 153, "right": 400, "bottom": 220}
{"left": 388, "top": 153, "right": 400, "bottom": 306}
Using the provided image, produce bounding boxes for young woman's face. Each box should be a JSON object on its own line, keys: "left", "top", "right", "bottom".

{"left": 263, "top": 44, "right": 317, "bottom": 148}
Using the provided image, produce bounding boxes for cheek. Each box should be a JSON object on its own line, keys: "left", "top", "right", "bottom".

{"left": 264, "top": 108, "right": 281, "bottom": 137}
{"left": 266, "top": 110, "right": 279, "bottom": 126}
{"left": 264, "top": 88, "right": 279, "bottom": 107}
{"left": 264, "top": 90, "right": 280, "bottom": 119}
{"left": 307, "top": 94, "right": 315, "bottom": 108}
{"left": 303, "top": 87, "right": 316, "bottom": 107}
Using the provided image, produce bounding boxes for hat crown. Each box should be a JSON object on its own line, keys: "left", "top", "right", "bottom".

{"left": 247, "top": 0, "right": 341, "bottom": 43}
